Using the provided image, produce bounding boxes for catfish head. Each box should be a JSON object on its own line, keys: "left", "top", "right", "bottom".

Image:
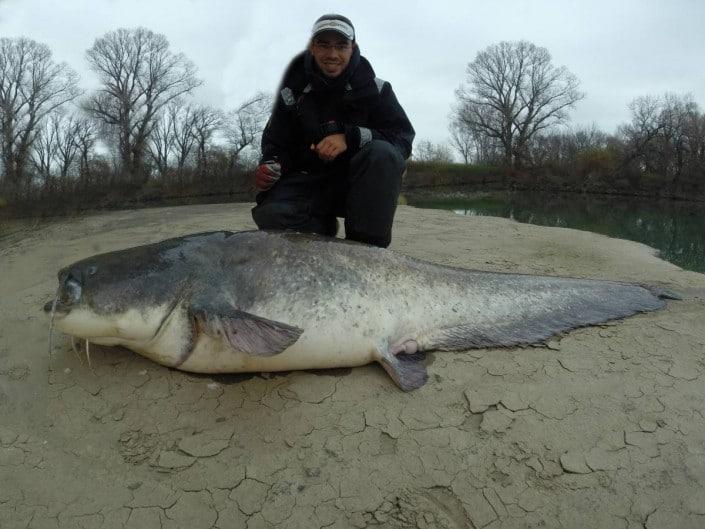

{"left": 43, "top": 234, "right": 209, "bottom": 348}
{"left": 43, "top": 231, "right": 303, "bottom": 369}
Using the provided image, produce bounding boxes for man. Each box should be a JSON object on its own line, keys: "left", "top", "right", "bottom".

{"left": 252, "top": 14, "right": 415, "bottom": 248}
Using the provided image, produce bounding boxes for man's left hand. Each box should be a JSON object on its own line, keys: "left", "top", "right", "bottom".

{"left": 311, "top": 133, "right": 347, "bottom": 162}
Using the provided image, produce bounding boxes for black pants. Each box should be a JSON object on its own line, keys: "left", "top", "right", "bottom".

{"left": 251, "top": 140, "right": 405, "bottom": 248}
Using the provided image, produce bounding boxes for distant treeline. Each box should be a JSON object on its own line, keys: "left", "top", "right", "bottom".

{"left": 405, "top": 94, "right": 705, "bottom": 201}
{"left": 413, "top": 93, "right": 705, "bottom": 200}
{"left": 415, "top": 39, "right": 705, "bottom": 200}
{"left": 1, "top": 32, "right": 704, "bottom": 220}
{"left": 0, "top": 29, "right": 268, "bottom": 218}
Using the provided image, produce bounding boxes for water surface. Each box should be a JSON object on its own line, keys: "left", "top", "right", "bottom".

{"left": 405, "top": 191, "right": 705, "bottom": 274}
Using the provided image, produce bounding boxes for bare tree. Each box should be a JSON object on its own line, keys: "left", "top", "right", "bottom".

{"left": 619, "top": 93, "right": 702, "bottom": 189}
{"left": 147, "top": 108, "right": 177, "bottom": 178}
{"left": 85, "top": 27, "right": 201, "bottom": 183}
{"left": 414, "top": 139, "right": 454, "bottom": 163}
{"left": 571, "top": 123, "right": 608, "bottom": 152}
{"left": 448, "top": 118, "right": 474, "bottom": 164}
{"left": 0, "top": 37, "right": 81, "bottom": 196}
{"left": 224, "top": 92, "right": 271, "bottom": 166}
{"left": 454, "top": 40, "right": 584, "bottom": 168}
{"left": 167, "top": 102, "right": 198, "bottom": 179}
{"left": 191, "top": 105, "right": 223, "bottom": 176}
{"left": 30, "top": 112, "right": 84, "bottom": 191}
{"left": 530, "top": 124, "right": 608, "bottom": 165}
{"left": 684, "top": 109, "right": 705, "bottom": 183}
{"left": 619, "top": 95, "right": 662, "bottom": 164}
{"left": 53, "top": 113, "right": 81, "bottom": 180}
{"left": 30, "top": 117, "right": 59, "bottom": 190}
{"left": 659, "top": 93, "right": 697, "bottom": 186}
{"left": 74, "top": 117, "right": 97, "bottom": 188}
{"left": 147, "top": 101, "right": 222, "bottom": 182}
{"left": 147, "top": 100, "right": 224, "bottom": 182}
{"left": 448, "top": 114, "right": 501, "bottom": 164}
{"left": 527, "top": 123, "right": 612, "bottom": 178}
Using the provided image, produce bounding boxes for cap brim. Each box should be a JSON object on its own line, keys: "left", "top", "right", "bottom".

{"left": 312, "top": 29, "right": 353, "bottom": 41}
{"left": 311, "top": 19, "right": 355, "bottom": 41}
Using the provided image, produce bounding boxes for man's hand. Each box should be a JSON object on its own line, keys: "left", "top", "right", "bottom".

{"left": 311, "top": 133, "right": 347, "bottom": 162}
{"left": 254, "top": 161, "right": 281, "bottom": 191}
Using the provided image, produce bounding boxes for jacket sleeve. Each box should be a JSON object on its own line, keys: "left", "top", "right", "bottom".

{"left": 344, "top": 81, "right": 415, "bottom": 159}
{"left": 260, "top": 88, "right": 298, "bottom": 173}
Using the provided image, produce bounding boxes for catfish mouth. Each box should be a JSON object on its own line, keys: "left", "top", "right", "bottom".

{"left": 45, "top": 271, "right": 100, "bottom": 370}
{"left": 43, "top": 298, "right": 71, "bottom": 315}
{"left": 43, "top": 275, "right": 83, "bottom": 316}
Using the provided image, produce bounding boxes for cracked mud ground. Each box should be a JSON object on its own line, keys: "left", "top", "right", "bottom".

{"left": 1, "top": 204, "right": 704, "bottom": 529}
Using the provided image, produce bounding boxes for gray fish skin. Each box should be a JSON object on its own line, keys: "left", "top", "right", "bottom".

{"left": 45, "top": 230, "right": 672, "bottom": 390}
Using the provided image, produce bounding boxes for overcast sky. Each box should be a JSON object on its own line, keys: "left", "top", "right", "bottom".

{"left": 1, "top": 0, "right": 704, "bottom": 148}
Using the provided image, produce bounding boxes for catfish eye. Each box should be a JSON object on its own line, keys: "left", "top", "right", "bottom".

{"left": 59, "top": 276, "right": 82, "bottom": 305}
{"left": 87, "top": 266, "right": 98, "bottom": 276}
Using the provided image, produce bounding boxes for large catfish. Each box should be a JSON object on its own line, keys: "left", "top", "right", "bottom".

{"left": 44, "top": 230, "right": 676, "bottom": 390}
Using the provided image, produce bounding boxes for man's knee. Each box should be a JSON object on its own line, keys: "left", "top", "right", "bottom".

{"left": 346, "top": 228, "right": 391, "bottom": 248}
{"left": 252, "top": 200, "right": 305, "bottom": 230}
{"left": 251, "top": 200, "right": 337, "bottom": 236}
{"left": 352, "top": 140, "right": 405, "bottom": 172}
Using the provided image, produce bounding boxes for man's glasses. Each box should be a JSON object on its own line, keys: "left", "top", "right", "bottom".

{"left": 313, "top": 41, "right": 351, "bottom": 52}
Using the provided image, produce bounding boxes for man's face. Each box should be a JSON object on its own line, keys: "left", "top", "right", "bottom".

{"left": 309, "top": 31, "right": 354, "bottom": 78}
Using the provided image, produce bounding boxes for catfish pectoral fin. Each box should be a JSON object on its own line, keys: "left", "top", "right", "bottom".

{"left": 378, "top": 351, "right": 428, "bottom": 391}
{"left": 189, "top": 304, "right": 303, "bottom": 357}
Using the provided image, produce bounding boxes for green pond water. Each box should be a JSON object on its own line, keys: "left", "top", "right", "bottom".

{"left": 405, "top": 191, "right": 705, "bottom": 274}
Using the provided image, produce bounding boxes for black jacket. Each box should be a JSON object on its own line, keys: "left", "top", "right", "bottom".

{"left": 260, "top": 47, "right": 415, "bottom": 174}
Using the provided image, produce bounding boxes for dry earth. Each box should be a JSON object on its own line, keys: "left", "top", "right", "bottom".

{"left": 1, "top": 203, "right": 704, "bottom": 529}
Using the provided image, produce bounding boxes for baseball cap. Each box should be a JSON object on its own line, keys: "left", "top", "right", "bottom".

{"left": 311, "top": 14, "right": 355, "bottom": 41}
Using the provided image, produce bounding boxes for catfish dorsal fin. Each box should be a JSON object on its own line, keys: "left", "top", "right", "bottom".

{"left": 189, "top": 301, "right": 303, "bottom": 357}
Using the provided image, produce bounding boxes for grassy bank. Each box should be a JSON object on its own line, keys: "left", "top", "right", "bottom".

{"left": 2, "top": 162, "right": 704, "bottom": 221}
{"left": 404, "top": 162, "right": 705, "bottom": 202}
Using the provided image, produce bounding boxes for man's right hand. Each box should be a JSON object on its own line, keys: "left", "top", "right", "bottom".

{"left": 254, "top": 161, "right": 281, "bottom": 191}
